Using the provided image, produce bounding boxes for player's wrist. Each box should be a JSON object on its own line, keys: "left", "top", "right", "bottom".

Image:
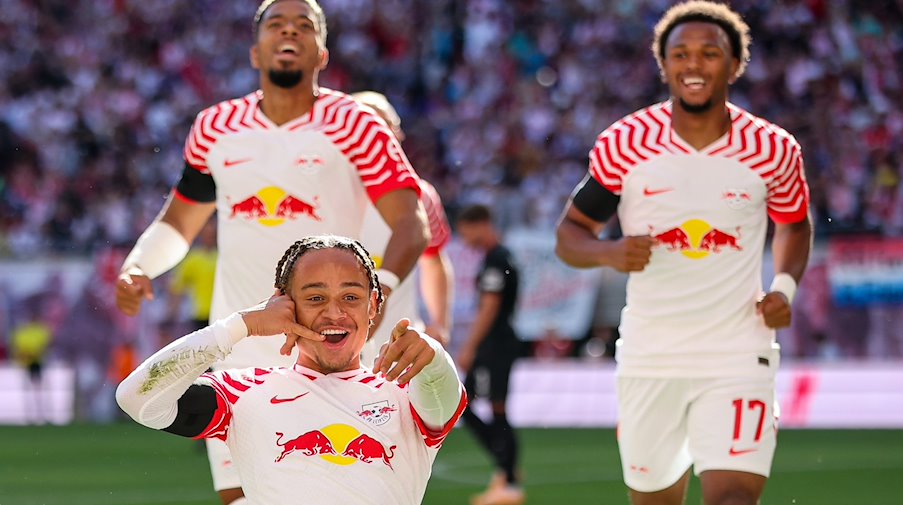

{"left": 122, "top": 221, "right": 190, "bottom": 279}
{"left": 377, "top": 269, "right": 400, "bottom": 291}
{"left": 769, "top": 273, "right": 797, "bottom": 304}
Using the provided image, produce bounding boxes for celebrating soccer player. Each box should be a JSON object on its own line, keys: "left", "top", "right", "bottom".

{"left": 117, "top": 235, "right": 466, "bottom": 505}
{"left": 555, "top": 2, "right": 813, "bottom": 505}
{"left": 113, "top": 1, "right": 430, "bottom": 503}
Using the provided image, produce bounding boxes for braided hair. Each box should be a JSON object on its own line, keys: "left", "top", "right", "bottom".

{"left": 274, "top": 235, "right": 385, "bottom": 313}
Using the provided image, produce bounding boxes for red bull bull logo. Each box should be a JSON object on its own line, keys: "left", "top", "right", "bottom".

{"left": 229, "top": 186, "right": 321, "bottom": 227}
{"left": 274, "top": 423, "right": 396, "bottom": 470}
{"left": 651, "top": 219, "right": 742, "bottom": 259}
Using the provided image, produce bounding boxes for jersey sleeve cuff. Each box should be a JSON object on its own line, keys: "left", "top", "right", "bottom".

{"left": 212, "top": 313, "right": 249, "bottom": 352}
{"left": 409, "top": 391, "right": 467, "bottom": 448}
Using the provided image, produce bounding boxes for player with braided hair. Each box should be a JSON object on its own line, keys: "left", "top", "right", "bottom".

{"left": 113, "top": 2, "right": 429, "bottom": 502}
{"left": 117, "top": 235, "right": 466, "bottom": 505}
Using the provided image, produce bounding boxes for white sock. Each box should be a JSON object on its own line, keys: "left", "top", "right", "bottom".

{"left": 228, "top": 498, "right": 249, "bottom": 505}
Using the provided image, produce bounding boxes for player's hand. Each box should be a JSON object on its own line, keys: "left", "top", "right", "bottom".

{"left": 757, "top": 291, "right": 792, "bottom": 329}
{"left": 423, "top": 324, "right": 449, "bottom": 347}
{"left": 116, "top": 267, "right": 154, "bottom": 316}
{"left": 240, "top": 290, "right": 324, "bottom": 354}
{"left": 373, "top": 318, "right": 436, "bottom": 385}
{"left": 610, "top": 235, "right": 654, "bottom": 273}
{"left": 456, "top": 345, "right": 476, "bottom": 374}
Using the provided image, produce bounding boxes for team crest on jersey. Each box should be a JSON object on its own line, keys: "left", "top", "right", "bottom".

{"left": 722, "top": 188, "right": 752, "bottom": 210}
{"left": 295, "top": 154, "right": 325, "bottom": 175}
{"left": 357, "top": 401, "right": 397, "bottom": 426}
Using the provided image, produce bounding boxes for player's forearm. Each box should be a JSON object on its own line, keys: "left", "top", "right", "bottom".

{"left": 121, "top": 195, "right": 215, "bottom": 278}
{"left": 555, "top": 218, "right": 614, "bottom": 268}
{"left": 771, "top": 215, "right": 813, "bottom": 283}
{"left": 381, "top": 211, "right": 430, "bottom": 282}
{"left": 409, "top": 336, "right": 465, "bottom": 430}
{"left": 418, "top": 252, "right": 453, "bottom": 330}
{"left": 115, "top": 313, "right": 247, "bottom": 429}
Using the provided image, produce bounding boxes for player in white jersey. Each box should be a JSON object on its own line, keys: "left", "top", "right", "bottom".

{"left": 555, "top": 3, "right": 812, "bottom": 505}
{"left": 113, "top": 2, "right": 429, "bottom": 503}
{"left": 117, "top": 235, "right": 466, "bottom": 505}
{"left": 352, "top": 91, "right": 454, "bottom": 364}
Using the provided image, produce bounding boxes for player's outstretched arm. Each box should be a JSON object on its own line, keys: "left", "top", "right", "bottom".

{"left": 116, "top": 193, "right": 216, "bottom": 316}
{"left": 374, "top": 319, "right": 465, "bottom": 431}
{"left": 115, "top": 313, "right": 248, "bottom": 433}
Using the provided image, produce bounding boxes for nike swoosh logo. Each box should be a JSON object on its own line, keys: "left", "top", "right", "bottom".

{"left": 223, "top": 158, "right": 252, "bottom": 168}
{"left": 729, "top": 447, "right": 757, "bottom": 456}
{"left": 270, "top": 392, "right": 309, "bottom": 404}
{"left": 643, "top": 187, "right": 673, "bottom": 197}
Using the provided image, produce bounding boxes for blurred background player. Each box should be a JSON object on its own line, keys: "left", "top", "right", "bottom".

{"left": 113, "top": 1, "right": 429, "bottom": 503}
{"left": 352, "top": 91, "right": 455, "bottom": 363}
{"left": 117, "top": 235, "right": 466, "bottom": 505}
{"left": 455, "top": 204, "right": 525, "bottom": 505}
{"left": 11, "top": 308, "right": 52, "bottom": 424}
{"left": 555, "top": 2, "right": 813, "bottom": 505}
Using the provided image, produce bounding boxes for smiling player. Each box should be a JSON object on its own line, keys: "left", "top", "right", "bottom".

{"left": 113, "top": 1, "right": 429, "bottom": 503}
{"left": 117, "top": 235, "right": 466, "bottom": 505}
{"left": 555, "top": 2, "right": 812, "bottom": 505}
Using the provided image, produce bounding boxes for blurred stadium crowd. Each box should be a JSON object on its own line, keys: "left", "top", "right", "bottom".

{"left": 0, "top": 0, "right": 902, "bottom": 390}
{"left": 1, "top": 0, "right": 902, "bottom": 256}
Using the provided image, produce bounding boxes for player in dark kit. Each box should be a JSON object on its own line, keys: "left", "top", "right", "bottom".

{"left": 455, "top": 204, "right": 524, "bottom": 505}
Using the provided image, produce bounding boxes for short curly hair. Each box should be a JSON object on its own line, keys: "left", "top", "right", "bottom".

{"left": 651, "top": 1, "right": 751, "bottom": 80}
{"left": 254, "top": 0, "right": 327, "bottom": 46}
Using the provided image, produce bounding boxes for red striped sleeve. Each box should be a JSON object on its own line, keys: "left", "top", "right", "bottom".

{"left": 409, "top": 389, "right": 468, "bottom": 448}
{"left": 419, "top": 180, "right": 451, "bottom": 256}
{"left": 767, "top": 142, "right": 809, "bottom": 224}
{"left": 193, "top": 368, "right": 274, "bottom": 441}
{"left": 320, "top": 96, "right": 421, "bottom": 202}
{"left": 587, "top": 104, "right": 672, "bottom": 194}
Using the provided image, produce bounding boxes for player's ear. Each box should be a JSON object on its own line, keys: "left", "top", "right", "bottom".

{"left": 317, "top": 47, "right": 329, "bottom": 70}
{"left": 250, "top": 44, "right": 260, "bottom": 70}
{"left": 728, "top": 57, "right": 740, "bottom": 85}
{"left": 368, "top": 288, "right": 378, "bottom": 320}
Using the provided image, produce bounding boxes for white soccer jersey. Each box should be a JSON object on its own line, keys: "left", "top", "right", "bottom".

{"left": 195, "top": 365, "right": 467, "bottom": 505}
{"left": 360, "top": 179, "right": 451, "bottom": 363}
{"left": 589, "top": 101, "right": 809, "bottom": 378}
{"left": 179, "top": 89, "right": 420, "bottom": 369}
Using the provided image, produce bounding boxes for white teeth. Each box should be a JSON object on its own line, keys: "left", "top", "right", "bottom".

{"left": 278, "top": 44, "right": 297, "bottom": 53}
{"left": 320, "top": 329, "right": 347, "bottom": 335}
{"left": 683, "top": 77, "right": 705, "bottom": 86}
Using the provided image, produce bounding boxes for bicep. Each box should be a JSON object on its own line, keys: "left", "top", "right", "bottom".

{"left": 162, "top": 384, "right": 219, "bottom": 438}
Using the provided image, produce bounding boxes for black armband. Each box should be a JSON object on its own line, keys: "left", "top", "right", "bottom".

{"left": 571, "top": 174, "right": 620, "bottom": 222}
{"left": 175, "top": 163, "right": 216, "bottom": 203}
{"left": 163, "top": 384, "right": 218, "bottom": 438}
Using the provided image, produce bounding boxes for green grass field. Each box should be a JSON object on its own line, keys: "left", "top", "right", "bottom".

{"left": 0, "top": 424, "right": 900, "bottom": 505}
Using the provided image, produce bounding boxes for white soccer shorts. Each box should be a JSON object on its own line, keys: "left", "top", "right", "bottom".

{"left": 206, "top": 436, "right": 242, "bottom": 492}
{"left": 616, "top": 374, "right": 778, "bottom": 492}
